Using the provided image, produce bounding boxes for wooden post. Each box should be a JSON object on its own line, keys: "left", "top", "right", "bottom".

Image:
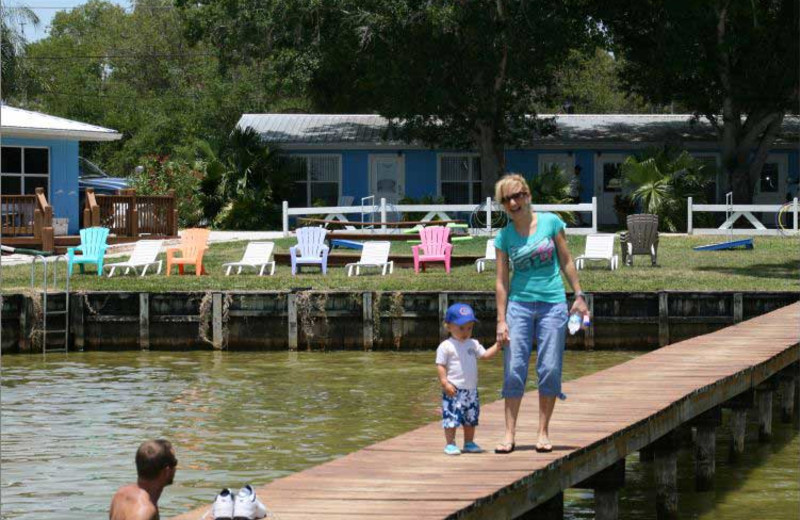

{"left": 756, "top": 385, "right": 773, "bottom": 442}
{"left": 658, "top": 292, "right": 669, "bottom": 347}
{"left": 794, "top": 372, "right": 800, "bottom": 430}
{"left": 362, "top": 292, "right": 374, "bottom": 351}
{"left": 585, "top": 293, "right": 595, "bottom": 349}
{"left": 283, "top": 201, "right": 290, "bottom": 237}
{"left": 574, "top": 459, "right": 625, "bottom": 520}
{"left": 653, "top": 432, "right": 679, "bottom": 520}
{"left": 438, "top": 293, "right": 448, "bottom": 343}
{"left": 779, "top": 376, "right": 795, "bottom": 423}
{"left": 287, "top": 293, "right": 298, "bottom": 351}
{"left": 212, "top": 293, "right": 223, "bottom": 349}
{"left": 519, "top": 492, "right": 563, "bottom": 520}
{"left": 733, "top": 293, "right": 743, "bottom": 323}
{"left": 724, "top": 389, "right": 753, "bottom": 461}
{"left": 33, "top": 209, "right": 42, "bottom": 240}
{"left": 639, "top": 444, "right": 655, "bottom": 462}
{"left": 139, "top": 293, "right": 149, "bottom": 350}
{"left": 70, "top": 293, "right": 84, "bottom": 352}
{"left": 691, "top": 407, "right": 721, "bottom": 491}
{"left": 130, "top": 197, "right": 139, "bottom": 237}
{"left": 687, "top": 196, "right": 693, "bottom": 235}
{"left": 19, "top": 295, "right": 31, "bottom": 353}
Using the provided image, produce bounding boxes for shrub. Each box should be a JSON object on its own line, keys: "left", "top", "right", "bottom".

{"left": 129, "top": 155, "right": 204, "bottom": 227}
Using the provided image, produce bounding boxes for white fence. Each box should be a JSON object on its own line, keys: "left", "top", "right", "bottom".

{"left": 687, "top": 197, "right": 799, "bottom": 235}
{"left": 282, "top": 197, "right": 598, "bottom": 237}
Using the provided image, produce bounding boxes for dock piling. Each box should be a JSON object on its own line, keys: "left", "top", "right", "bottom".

{"left": 519, "top": 492, "right": 563, "bottom": 520}
{"left": 653, "top": 432, "right": 679, "bottom": 520}
{"left": 574, "top": 459, "right": 625, "bottom": 520}
{"left": 756, "top": 384, "right": 774, "bottom": 442}
{"left": 778, "top": 370, "right": 796, "bottom": 423}
{"left": 691, "top": 407, "right": 721, "bottom": 491}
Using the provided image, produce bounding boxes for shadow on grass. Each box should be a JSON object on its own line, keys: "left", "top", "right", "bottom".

{"left": 695, "top": 260, "right": 800, "bottom": 280}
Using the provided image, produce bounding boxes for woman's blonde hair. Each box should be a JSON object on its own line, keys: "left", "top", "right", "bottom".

{"left": 494, "top": 173, "right": 530, "bottom": 204}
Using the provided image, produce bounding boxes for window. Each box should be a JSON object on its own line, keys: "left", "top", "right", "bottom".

{"left": 286, "top": 155, "right": 341, "bottom": 206}
{"left": 1, "top": 146, "right": 50, "bottom": 195}
{"left": 439, "top": 155, "right": 482, "bottom": 204}
{"left": 759, "top": 163, "right": 779, "bottom": 193}
{"left": 602, "top": 162, "right": 623, "bottom": 192}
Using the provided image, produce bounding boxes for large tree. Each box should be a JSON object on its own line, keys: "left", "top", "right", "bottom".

{"left": 178, "top": 0, "right": 596, "bottom": 196}
{"left": 593, "top": 0, "right": 799, "bottom": 203}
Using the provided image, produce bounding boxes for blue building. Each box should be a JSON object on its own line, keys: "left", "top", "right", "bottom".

{"left": 1, "top": 105, "right": 121, "bottom": 234}
{"left": 237, "top": 114, "right": 799, "bottom": 225}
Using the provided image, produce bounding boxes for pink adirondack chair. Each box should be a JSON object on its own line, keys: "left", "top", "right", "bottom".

{"left": 412, "top": 226, "right": 453, "bottom": 273}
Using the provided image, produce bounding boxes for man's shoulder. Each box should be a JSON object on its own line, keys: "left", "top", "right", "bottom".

{"left": 110, "top": 485, "right": 158, "bottom": 520}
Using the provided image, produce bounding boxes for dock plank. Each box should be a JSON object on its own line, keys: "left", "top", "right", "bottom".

{"left": 171, "top": 302, "right": 799, "bottom": 520}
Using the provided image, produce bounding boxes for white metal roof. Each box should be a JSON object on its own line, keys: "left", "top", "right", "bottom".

{"left": 238, "top": 113, "right": 799, "bottom": 149}
{"left": 0, "top": 105, "right": 122, "bottom": 141}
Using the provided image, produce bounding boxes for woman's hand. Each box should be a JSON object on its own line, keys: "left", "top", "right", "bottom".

{"left": 570, "top": 297, "right": 590, "bottom": 320}
{"left": 496, "top": 321, "right": 510, "bottom": 347}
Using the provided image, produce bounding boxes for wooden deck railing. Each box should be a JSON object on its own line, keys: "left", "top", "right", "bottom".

{"left": 83, "top": 188, "right": 178, "bottom": 238}
{"left": 1, "top": 188, "right": 54, "bottom": 251}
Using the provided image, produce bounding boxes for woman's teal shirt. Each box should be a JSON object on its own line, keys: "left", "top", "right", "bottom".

{"left": 494, "top": 212, "right": 567, "bottom": 303}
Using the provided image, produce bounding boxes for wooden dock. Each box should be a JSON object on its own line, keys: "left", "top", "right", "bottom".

{"left": 171, "top": 302, "right": 799, "bottom": 520}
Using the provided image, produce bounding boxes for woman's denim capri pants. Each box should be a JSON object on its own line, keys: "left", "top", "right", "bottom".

{"left": 502, "top": 300, "right": 568, "bottom": 400}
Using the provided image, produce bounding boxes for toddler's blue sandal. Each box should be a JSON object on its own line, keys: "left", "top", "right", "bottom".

{"left": 444, "top": 444, "right": 462, "bottom": 456}
{"left": 463, "top": 442, "right": 483, "bottom": 453}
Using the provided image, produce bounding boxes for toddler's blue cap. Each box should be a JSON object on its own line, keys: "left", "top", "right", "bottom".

{"left": 445, "top": 303, "right": 478, "bottom": 325}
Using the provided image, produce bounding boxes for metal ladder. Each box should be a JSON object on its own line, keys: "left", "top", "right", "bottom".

{"left": 30, "top": 255, "right": 70, "bottom": 354}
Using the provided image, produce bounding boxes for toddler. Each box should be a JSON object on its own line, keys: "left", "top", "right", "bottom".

{"left": 436, "top": 303, "right": 501, "bottom": 455}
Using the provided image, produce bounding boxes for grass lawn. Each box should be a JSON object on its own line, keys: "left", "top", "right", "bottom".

{"left": 2, "top": 235, "right": 797, "bottom": 293}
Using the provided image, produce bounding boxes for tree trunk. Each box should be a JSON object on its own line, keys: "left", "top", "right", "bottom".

{"left": 477, "top": 122, "right": 505, "bottom": 200}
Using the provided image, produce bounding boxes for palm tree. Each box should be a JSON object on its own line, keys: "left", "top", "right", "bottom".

{"left": 527, "top": 164, "right": 577, "bottom": 224}
{"left": 621, "top": 147, "right": 714, "bottom": 232}
{"left": 1, "top": 2, "right": 40, "bottom": 98}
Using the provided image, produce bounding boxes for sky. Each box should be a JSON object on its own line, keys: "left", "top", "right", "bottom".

{"left": 11, "top": 0, "right": 130, "bottom": 42}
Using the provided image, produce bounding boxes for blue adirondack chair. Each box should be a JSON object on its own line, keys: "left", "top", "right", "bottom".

{"left": 67, "top": 227, "right": 110, "bottom": 276}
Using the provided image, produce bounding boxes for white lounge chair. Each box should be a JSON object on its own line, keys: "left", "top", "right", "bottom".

{"left": 223, "top": 241, "right": 276, "bottom": 276}
{"left": 575, "top": 234, "right": 619, "bottom": 270}
{"left": 104, "top": 239, "right": 164, "bottom": 277}
{"left": 475, "top": 239, "right": 497, "bottom": 273}
{"left": 346, "top": 241, "right": 393, "bottom": 276}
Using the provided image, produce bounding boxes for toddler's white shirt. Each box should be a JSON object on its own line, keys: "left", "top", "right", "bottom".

{"left": 435, "top": 337, "right": 487, "bottom": 390}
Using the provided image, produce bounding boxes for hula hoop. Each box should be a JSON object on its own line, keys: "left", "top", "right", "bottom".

{"left": 775, "top": 202, "right": 793, "bottom": 235}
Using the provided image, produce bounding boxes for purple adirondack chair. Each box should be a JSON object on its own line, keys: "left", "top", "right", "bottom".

{"left": 412, "top": 226, "right": 453, "bottom": 273}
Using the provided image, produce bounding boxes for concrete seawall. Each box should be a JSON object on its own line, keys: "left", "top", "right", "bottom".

{"left": 1, "top": 291, "right": 796, "bottom": 353}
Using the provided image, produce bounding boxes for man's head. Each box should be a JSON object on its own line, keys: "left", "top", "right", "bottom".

{"left": 136, "top": 439, "right": 177, "bottom": 485}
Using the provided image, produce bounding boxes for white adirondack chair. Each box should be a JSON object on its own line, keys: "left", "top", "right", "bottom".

{"left": 575, "top": 234, "right": 619, "bottom": 270}
{"left": 223, "top": 241, "right": 276, "bottom": 276}
{"left": 475, "top": 239, "right": 497, "bottom": 273}
{"left": 345, "top": 241, "right": 393, "bottom": 276}
{"left": 290, "top": 227, "right": 330, "bottom": 275}
{"left": 104, "top": 239, "right": 164, "bottom": 277}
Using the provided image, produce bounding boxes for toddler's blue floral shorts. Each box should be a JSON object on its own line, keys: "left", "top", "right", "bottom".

{"left": 441, "top": 388, "right": 480, "bottom": 428}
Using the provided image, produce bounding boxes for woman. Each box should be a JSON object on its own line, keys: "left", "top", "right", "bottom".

{"left": 493, "top": 173, "right": 589, "bottom": 454}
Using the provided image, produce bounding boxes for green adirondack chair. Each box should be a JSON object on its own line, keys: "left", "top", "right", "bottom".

{"left": 67, "top": 227, "right": 110, "bottom": 276}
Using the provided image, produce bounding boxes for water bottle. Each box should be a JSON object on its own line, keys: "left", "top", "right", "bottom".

{"left": 568, "top": 313, "right": 582, "bottom": 335}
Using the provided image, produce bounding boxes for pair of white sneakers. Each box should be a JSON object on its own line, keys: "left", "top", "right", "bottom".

{"left": 211, "top": 485, "right": 268, "bottom": 520}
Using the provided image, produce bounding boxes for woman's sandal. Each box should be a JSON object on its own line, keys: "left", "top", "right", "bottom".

{"left": 494, "top": 442, "right": 515, "bottom": 454}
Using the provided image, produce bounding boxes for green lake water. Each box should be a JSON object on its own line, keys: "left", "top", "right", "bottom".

{"left": 0, "top": 351, "right": 797, "bottom": 519}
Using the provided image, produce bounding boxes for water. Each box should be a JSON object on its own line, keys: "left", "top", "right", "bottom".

{"left": 0, "top": 351, "right": 797, "bottom": 519}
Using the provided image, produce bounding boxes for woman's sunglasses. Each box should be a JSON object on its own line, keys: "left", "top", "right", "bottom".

{"left": 500, "top": 191, "right": 529, "bottom": 204}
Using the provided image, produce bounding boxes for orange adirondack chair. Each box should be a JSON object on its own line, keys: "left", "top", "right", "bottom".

{"left": 166, "top": 228, "right": 211, "bottom": 276}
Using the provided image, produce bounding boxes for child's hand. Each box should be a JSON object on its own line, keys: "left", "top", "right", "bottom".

{"left": 443, "top": 382, "right": 457, "bottom": 397}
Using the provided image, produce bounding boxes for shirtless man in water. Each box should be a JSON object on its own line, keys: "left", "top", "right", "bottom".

{"left": 109, "top": 439, "right": 178, "bottom": 520}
